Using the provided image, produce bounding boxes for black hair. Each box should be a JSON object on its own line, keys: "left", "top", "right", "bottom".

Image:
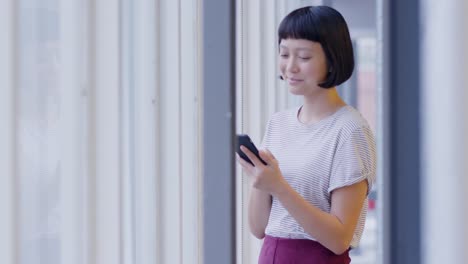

{"left": 278, "top": 6, "right": 354, "bottom": 88}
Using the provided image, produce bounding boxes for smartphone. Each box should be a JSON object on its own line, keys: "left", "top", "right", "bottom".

{"left": 236, "top": 134, "right": 267, "bottom": 166}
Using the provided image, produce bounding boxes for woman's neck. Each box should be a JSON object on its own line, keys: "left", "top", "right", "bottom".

{"left": 298, "top": 88, "right": 346, "bottom": 125}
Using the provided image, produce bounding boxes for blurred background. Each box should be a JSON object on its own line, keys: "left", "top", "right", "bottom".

{"left": 1, "top": 0, "right": 467, "bottom": 264}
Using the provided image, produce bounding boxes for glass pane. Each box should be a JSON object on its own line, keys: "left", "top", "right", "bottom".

{"left": 17, "top": 0, "right": 61, "bottom": 263}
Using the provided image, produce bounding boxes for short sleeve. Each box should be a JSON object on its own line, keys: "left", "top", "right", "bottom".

{"left": 328, "top": 126, "right": 377, "bottom": 194}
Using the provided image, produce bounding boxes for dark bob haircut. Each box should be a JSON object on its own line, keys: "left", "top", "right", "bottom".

{"left": 278, "top": 6, "right": 354, "bottom": 88}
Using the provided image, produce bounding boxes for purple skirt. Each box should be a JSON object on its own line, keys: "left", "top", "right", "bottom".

{"left": 258, "top": 235, "right": 350, "bottom": 264}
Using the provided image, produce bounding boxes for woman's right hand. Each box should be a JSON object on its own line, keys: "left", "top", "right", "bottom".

{"left": 237, "top": 147, "right": 288, "bottom": 196}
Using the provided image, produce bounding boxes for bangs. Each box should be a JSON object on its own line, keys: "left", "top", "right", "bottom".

{"left": 278, "top": 7, "right": 321, "bottom": 43}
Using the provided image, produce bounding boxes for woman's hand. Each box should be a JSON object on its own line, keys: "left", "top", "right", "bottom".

{"left": 236, "top": 146, "right": 287, "bottom": 195}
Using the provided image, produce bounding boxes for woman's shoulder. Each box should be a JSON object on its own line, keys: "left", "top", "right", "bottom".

{"left": 333, "top": 105, "right": 374, "bottom": 136}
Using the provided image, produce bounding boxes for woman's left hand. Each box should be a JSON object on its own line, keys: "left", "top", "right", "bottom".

{"left": 237, "top": 146, "right": 287, "bottom": 195}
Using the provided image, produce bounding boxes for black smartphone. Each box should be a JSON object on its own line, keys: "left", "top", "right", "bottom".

{"left": 236, "top": 134, "right": 267, "bottom": 166}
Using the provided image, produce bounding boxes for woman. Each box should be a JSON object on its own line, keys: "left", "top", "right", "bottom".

{"left": 237, "top": 6, "right": 376, "bottom": 264}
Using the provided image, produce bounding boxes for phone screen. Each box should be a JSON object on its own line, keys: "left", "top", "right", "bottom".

{"left": 236, "top": 134, "right": 267, "bottom": 166}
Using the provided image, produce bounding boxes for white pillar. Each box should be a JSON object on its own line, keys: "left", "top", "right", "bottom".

{"left": 60, "top": 0, "right": 86, "bottom": 263}
{"left": 89, "top": 0, "right": 122, "bottom": 263}
{"left": 180, "top": 0, "right": 202, "bottom": 263}
{"left": 132, "top": 0, "right": 158, "bottom": 262}
{"left": 0, "top": 0, "right": 18, "bottom": 263}
{"left": 159, "top": 0, "right": 182, "bottom": 262}
{"left": 421, "top": 1, "right": 468, "bottom": 263}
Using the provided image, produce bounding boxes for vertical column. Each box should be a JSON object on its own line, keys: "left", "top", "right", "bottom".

{"left": 235, "top": 1, "right": 248, "bottom": 263}
{"left": 421, "top": 1, "right": 468, "bottom": 263}
{"left": 387, "top": 0, "right": 421, "bottom": 263}
{"left": 154, "top": 0, "right": 162, "bottom": 262}
{"left": 244, "top": 0, "right": 265, "bottom": 139}
{"left": 180, "top": 0, "right": 202, "bottom": 263}
{"left": 120, "top": 0, "right": 135, "bottom": 263}
{"left": 60, "top": 0, "right": 85, "bottom": 263}
{"left": 202, "top": 0, "right": 236, "bottom": 263}
{"left": 158, "top": 0, "right": 182, "bottom": 263}
{"left": 88, "top": 0, "right": 122, "bottom": 263}
{"left": 133, "top": 0, "right": 158, "bottom": 263}
{"left": 376, "top": 0, "right": 391, "bottom": 263}
{"left": 0, "top": 0, "right": 18, "bottom": 263}
{"left": 263, "top": 0, "right": 280, "bottom": 118}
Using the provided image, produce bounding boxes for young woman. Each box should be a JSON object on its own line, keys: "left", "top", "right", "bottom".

{"left": 237, "top": 6, "right": 376, "bottom": 264}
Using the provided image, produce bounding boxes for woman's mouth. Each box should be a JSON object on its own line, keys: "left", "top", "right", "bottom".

{"left": 288, "top": 78, "right": 303, "bottom": 85}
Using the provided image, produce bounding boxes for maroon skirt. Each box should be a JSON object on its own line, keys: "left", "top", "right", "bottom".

{"left": 258, "top": 235, "right": 350, "bottom": 264}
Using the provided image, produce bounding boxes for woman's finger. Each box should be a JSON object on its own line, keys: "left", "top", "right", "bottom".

{"left": 258, "top": 149, "right": 270, "bottom": 163}
{"left": 263, "top": 148, "right": 277, "bottom": 161}
{"left": 240, "top": 145, "right": 263, "bottom": 167}
{"left": 236, "top": 153, "right": 254, "bottom": 173}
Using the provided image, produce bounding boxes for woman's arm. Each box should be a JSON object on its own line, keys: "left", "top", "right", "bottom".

{"left": 248, "top": 188, "right": 272, "bottom": 239}
{"left": 239, "top": 146, "right": 367, "bottom": 254}
{"left": 273, "top": 180, "right": 367, "bottom": 255}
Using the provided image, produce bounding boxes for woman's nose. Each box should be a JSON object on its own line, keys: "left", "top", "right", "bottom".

{"left": 286, "top": 58, "right": 299, "bottom": 73}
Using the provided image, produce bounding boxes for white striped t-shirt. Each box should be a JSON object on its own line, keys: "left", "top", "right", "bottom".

{"left": 262, "top": 105, "right": 376, "bottom": 248}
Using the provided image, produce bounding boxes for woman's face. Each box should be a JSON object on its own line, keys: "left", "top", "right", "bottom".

{"left": 278, "top": 38, "right": 329, "bottom": 95}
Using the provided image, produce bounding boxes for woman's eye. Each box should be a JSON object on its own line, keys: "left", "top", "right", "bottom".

{"left": 279, "top": 54, "right": 289, "bottom": 58}
{"left": 299, "top": 57, "right": 311, "bottom": 60}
